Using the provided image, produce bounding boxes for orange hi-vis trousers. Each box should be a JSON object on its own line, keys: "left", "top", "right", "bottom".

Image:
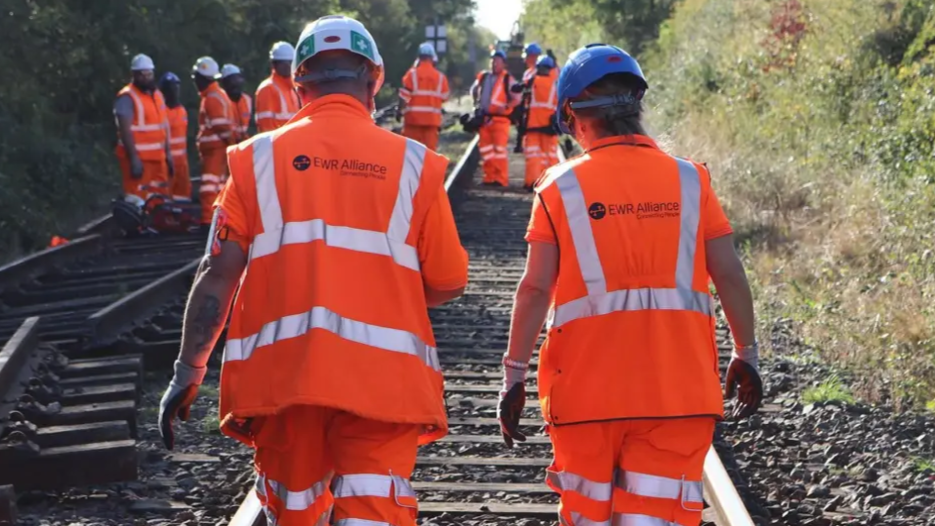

{"left": 547, "top": 417, "right": 715, "bottom": 526}
{"left": 198, "top": 147, "right": 228, "bottom": 224}
{"left": 118, "top": 156, "right": 169, "bottom": 200}
{"left": 170, "top": 154, "right": 192, "bottom": 202}
{"left": 402, "top": 124, "right": 440, "bottom": 152}
{"left": 524, "top": 132, "right": 559, "bottom": 187}
{"left": 479, "top": 118, "right": 510, "bottom": 186}
{"left": 252, "top": 405, "right": 422, "bottom": 526}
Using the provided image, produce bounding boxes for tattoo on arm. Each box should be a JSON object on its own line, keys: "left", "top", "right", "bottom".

{"left": 190, "top": 294, "right": 222, "bottom": 354}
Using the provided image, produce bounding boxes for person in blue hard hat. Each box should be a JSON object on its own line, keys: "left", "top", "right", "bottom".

{"left": 497, "top": 43, "right": 762, "bottom": 526}
{"left": 520, "top": 55, "right": 560, "bottom": 189}
{"left": 469, "top": 49, "right": 520, "bottom": 186}
{"left": 522, "top": 42, "right": 542, "bottom": 84}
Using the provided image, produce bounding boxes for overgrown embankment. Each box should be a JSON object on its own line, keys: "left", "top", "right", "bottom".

{"left": 646, "top": 0, "right": 935, "bottom": 407}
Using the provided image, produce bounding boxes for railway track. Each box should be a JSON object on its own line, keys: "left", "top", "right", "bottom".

{"left": 228, "top": 135, "right": 759, "bottom": 525}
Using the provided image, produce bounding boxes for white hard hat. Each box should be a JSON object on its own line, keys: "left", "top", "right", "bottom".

{"left": 192, "top": 56, "right": 221, "bottom": 79}
{"left": 418, "top": 42, "right": 437, "bottom": 61}
{"left": 270, "top": 41, "right": 296, "bottom": 61}
{"left": 220, "top": 63, "right": 242, "bottom": 79}
{"left": 292, "top": 15, "right": 384, "bottom": 96}
{"left": 131, "top": 53, "right": 155, "bottom": 71}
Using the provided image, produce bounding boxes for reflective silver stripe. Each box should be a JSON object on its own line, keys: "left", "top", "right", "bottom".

{"left": 199, "top": 184, "right": 220, "bottom": 193}
{"left": 266, "top": 473, "right": 331, "bottom": 511}
{"left": 570, "top": 513, "right": 612, "bottom": 526}
{"left": 252, "top": 135, "right": 282, "bottom": 235}
{"left": 170, "top": 149, "right": 186, "bottom": 157}
{"left": 135, "top": 142, "right": 164, "bottom": 151}
{"left": 612, "top": 513, "right": 673, "bottom": 526}
{"left": 170, "top": 137, "right": 187, "bottom": 144}
{"left": 332, "top": 474, "right": 416, "bottom": 499}
{"left": 256, "top": 111, "right": 276, "bottom": 120}
{"left": 222, "top": 305, "right": 441, "bottom": 370}
{"left": 255, "top": 473, "right": 268, "bottom": 499}
{"left": 333, "top": 520, "right": 391, "bottom": 526}
{"left": 547, "top": 470, "right": 612, "bottom": 502}
{"left": 201, "top": 174, "right": 222, "bottom": 183}
{"left": 547, "top": 159, "right": 712, "bottom": 329}
{"left": 615, "top": 471, "right": 703, "bottom": 503}
{"left": 530, "top": 82, "right": 557, "bottom": 109}
{"left": 556, "top": 169, "right": 606, "bottom": 295}
{"left": 131, "top": 124, "right": 164, "bottom": 131}
{"left": 403, "top": 106, "right": 442, "bottom": 114}
{"left": 198, "top": 134, "right": 223, "bottom": 143}
{"left": 388, "top": 139, "right": 426, "bottom": 241}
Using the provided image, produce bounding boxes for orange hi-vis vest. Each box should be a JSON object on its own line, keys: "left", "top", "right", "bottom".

{"left": 255, "top": 73, "right": 301, "bottom": 132}
{"left": 219, "top": 95, "right": 450, "bottom": 446}
{"left": 534, "top": 137, "right": 724, "bottom": 426}
{"left": 399, "top": 61, "right": 450, "bottom": 128}
{"left": 115, "top": 83, "right": 168, "bottom": 161}
{"left": 527, "top": 72, "right": 557, "bottom": 129}
{"left": 197, "top": 83, "right": 234, "bottom": 150}
{"left": 234, "top": 93, "right": 252, "bottom": 137}
{"left": 477, "top": 70, "right": 518, "bottom": 120}
{"left": 166, "top": 105, "right": 188, "bottom": 159}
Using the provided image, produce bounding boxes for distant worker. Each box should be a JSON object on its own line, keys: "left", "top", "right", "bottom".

{"left": 470, "top": 50, "right": 520, "bottom": 186}
{"left": 159, "top": 72, "right": 192, "bottom": 202}
{"left": 113, "top": 53, "right": 172, "bottom": 200}
{"left": 398, "top": 42, "right": 450, "bottom": 151}
{"left": 498, "top": 44, "right": 763, "bottom": 526}
{"left": 522, "top": 42, "right": 542, "bottom": 84}
{"left": 158, "top": 14, "right": 468, "bottom": 526}
{"left": 192, "top": 56, "right": 235, "bottom": 226}
{"left": 522, "top": 55, "right": 560, "bottom": 190}
{"left": 255, "top": 41, "right": 301, "bottom": 132}
{"left": 221, "top": 64, "right": 252, "bottom": 141}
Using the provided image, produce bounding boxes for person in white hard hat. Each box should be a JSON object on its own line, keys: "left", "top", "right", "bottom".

{"left": 254, "top": 41, "right": 301, "bottom": 132}
{"left": 192, "top": 56, "right": 235, "bottom": 226}
{"left": 397, "top": 42, "right": 449, "bottom": 151}
{"left": 113, "top": 53, "right": 173, "bottom": 201}
{"left": 157, "top": 13, "right": 468, "bottom": 526}
{"left": 220, "top": 64, "right": 252, "bottom": 140}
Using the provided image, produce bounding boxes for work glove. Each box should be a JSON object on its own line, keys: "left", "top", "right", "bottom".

{"left": 158, "top": 360, "right": 207, "bottom": 450}
{"left": 130, "top": 155, "right": 144, "bottom": 179}
{"left": 497, "top": 359, "right": 528, "bottom": 448}
{"left": 725, "top": 342, "right": 763, "bottom": 420}
{"left": 167, "top": 156, "right": 175, "bottom": 178}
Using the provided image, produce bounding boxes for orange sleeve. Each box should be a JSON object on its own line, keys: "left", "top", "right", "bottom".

{"left": 212, "top": 171, "right": 250, "bottom": 254}
{"left": 254, "top": 85, "right": 275, "bottom": 133}
{"left": 417, "top": 185, "right": 469, "bottom": 290}
{"left": 701, "top": 165, "right": 733, "bottom": 240}
{"left": 441, "top": 75, "right": 450, "bottom": 100}
{"left": 205, "top": 95, "right": 232, "bottom": 135}
{"left": 524, "top": 194, "right": 557, "bottom": 245}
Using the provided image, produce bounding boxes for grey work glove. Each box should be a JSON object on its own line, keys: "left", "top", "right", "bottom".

{"left": 130, "top": 155, "right": 144, "bottom": 179}
{"left": 725, "top": 342, "right": 763, "bottom": 420}
{"left": 158, "top": 360, "right": 207, "bottom": 450}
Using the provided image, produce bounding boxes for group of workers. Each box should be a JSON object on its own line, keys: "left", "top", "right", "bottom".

{"left": 153, "top": 13, "right": 764, "bottom": 526}
{"left": 113, "top": 41, "right": 301, "bottom": 225}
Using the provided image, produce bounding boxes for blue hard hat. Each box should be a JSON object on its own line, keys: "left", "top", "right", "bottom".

{"left": 524, "top": 42, "right": 542, "bottom": 57}
{"left": 555, "top": 44, "right": 648, "bottom": 135}
{"left": 536, "top": 55, "right": 556, "bottom": 69}
{"left": 490, "top": 49, "right": 507, "bottom": 60}
{"left": 160, "top": 72, "right": 181, "bottom": 84}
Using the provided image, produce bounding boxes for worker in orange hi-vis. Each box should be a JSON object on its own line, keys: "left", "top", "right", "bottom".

{"left": 192, "top": 56, "right": 236, "bottom": 226}
{"left": 158, "top": 15, "right": 469, "bottom": 526}
{"left": 522, "top": 55, "right": 561, "bottom": 190}
{"left": 469, "top": 49, "right": 520, "bottom": 186}
{"left": 521, "top": 42, "right": 542, "bottom": 85}
{"left": 158, "top": 72, "right": 192, "bottom": 202}
{"left": 255, "top": 41, "right": 302, "bottom": 132}
{"left": 397, "top": 42, "right": 449, "bottom": 151}
{"left": 221, "top": 64, "right": 252, "bottom": 141}
{"left": 498, "top": 44, "right": 764, "bottom": 526}
{"left": 113, "top": 53, "right": 173, "bottom": 200}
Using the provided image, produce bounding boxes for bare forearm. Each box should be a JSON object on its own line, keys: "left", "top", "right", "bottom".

{"left": 118, "top": 120, "right": 137, "bottom": 158}
{"left": 713, "top": 270, "right": 756, "bottom": 346}
{"left": 178, "top": 261, "right": 238, "bottom": 368}
{"left": 506, "top": 282, "right": 552, "bottom": 364}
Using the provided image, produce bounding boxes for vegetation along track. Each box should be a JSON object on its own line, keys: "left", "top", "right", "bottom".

{"left": 229, "top": 137, "right": 759, "bottom": 526}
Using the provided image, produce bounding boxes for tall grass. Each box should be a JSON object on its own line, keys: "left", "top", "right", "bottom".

{"left": 647, "top": 0, "right": 935, "bottom": 408}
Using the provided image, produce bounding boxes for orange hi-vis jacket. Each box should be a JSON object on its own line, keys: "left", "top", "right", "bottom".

{"left": 166, "top": 105, "right": 188, "bottom": 159}
{"left": 399, "top": 60, "right": 450, "bottom": 128}
{"left": 234, "top": 94, "right": 252, "bottom": 138}
{"left": 255, "top": 73, "right": 301, "bottom": 132}
{"left": 476, "top": 70, "right": 519, "bottom": 120}
{"left": 197, "top": 83, "right": 234, "bottom": 151}
{"left": 526, "top": 72, "right": 557, "bottom": 129}
{"left": 115, "top": 83, "right": 168, "bottom": 161}
{"left": 218, "top": 94, "right": 463, "bottom": 447}
{"left": 530, "top": 135, "right": 729, "bottom": 426}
